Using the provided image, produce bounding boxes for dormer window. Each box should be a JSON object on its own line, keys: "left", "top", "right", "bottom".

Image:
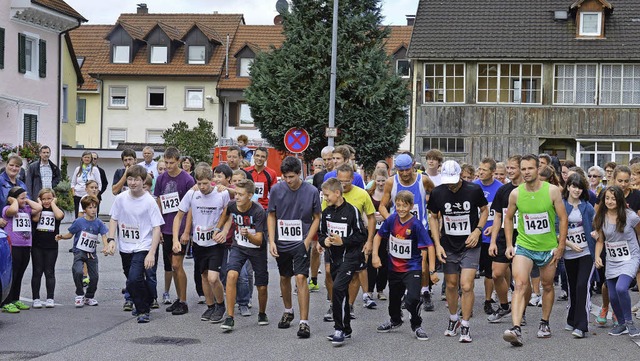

{"left": 571, "top": 0, "right": 612, "bottom": 38}
{"left": 150, "top": 45, "right": 168, "bottom": 64}
{"left": 113, "top": 45, "right": 129, "bottom": 63}
{"left": 188, "top": 45, "right": 205, "bottom": 64}
{"left": 580, "top": 12, "right": 602, "bottom": 36}
{"left": 239, "top": 58, "right": 253, "bottom": 77}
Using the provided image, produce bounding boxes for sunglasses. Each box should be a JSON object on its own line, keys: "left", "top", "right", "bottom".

{"left": 587, "top": 175, "right": 601, "bottom": 178}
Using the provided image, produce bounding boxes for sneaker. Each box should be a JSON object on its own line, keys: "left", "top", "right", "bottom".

{"left": 459, "top": 325, "right": 472, "bottom": 343}
{"left": 627, "top": 322, "right": 640, "bottom": 337}
{"left": 528, "top": 294, "right": 540, "bottom": 306}
{"left": 363, "top": 294, "right": 377, "bottom": 309}
{"left": 484, "top": 301, "right": 495, "bottom": 315}
{"left": 521, "top": 315, "right": 527, "bottom": 326}
{"left": 557, "top": 290, "right": 568, "bottom": 301}
{"left": 308, "top": 280, "right": 320, "bottom": 292}
{"left": 349, "top": 304, "right": 356, "bottom": 319}
{"left": 503, "top": 327, "right": 523, "bottom": 346}
{"left": 201, "top": 306, "right": 216, "bottom": 321}
{"left": 165, "top": 299, "right": 179, "bottom": 313}
{"left": 377, "top": 320, "right": 403, "bottom": 333}
{"left": 572, "top": 329, "right": 585, "bottom": 338}
{"left": 487, "top": 307, "right": 511, "bottom": 323}
{"left": 414, "top": 326, "right": 429, "bottom": 341}
{"left": 45, "top": 299, "right": 55, "bottom": 308}
{"left": 258, "top": 312, "right": 269, "bottom": 325}
{"left": 278, "top": 312, "right": 295, "bottom": 329}
{"left": 323, "top": 305, "right": 334, "bottom": 322}
{"left": 137, "top": 313, "right": 150, "bottom": 323}
{"left": 239, "top": 304, "right": 252, "bottom": 317}
{"left": 171, "top": 302, "right": 189, "bottom": 315}
{"left": 596, "top": 307, "right": 608, "bottom": 326}
{"left": 162, "top": 292, "right": 171, "bottom": 305}
{"left": 537, "top": 321, "right": 551, "bottom": 338}
{"left": 84, "top": 298, "right": 98, "bottom": 306}
{"left": 377, "top": 292, "right": 387, "bottom": 300}
{"left": 74, "top": 296, "right": 84, "bottom": 308}
{"left": 564, "top": 324, "right": 574, "bottom": 331}
{"left": 608, "top": 323, "right": 629, "bottom": 336}
{"left": 297, "top": 323, "right": 311, "bottom": 338}
{"left": 330, "top": 330, "right": 345, "bottom": 346}
{"left": 221, "top": 316, "right": 235, "bottom": 331}
{"left": 151, "top": 299, "right": 159, "bottom": 309}
{"left": 197, "top": 295, "right": 206, "bottom": 304}
{"left": 123, "top": 300, "right": 134, "bottom": 311}
{"left": 13, "top": 300, "right": 30, "bottom": 310}
{"left": 210, "top": 304, "right": 225, "bottom": 323}
{"left": 422, "top": 291, "right": 434, "bottom": 312}
{"left": 82, "top": 276, "right": 90, "bottom": 287}
{"left": 326, "top": 331, "right": 352, "bottom": 341}
{"left": 32, "top": 299, "right": 43, "bottom": 309}
{"left": 131, "top": 308, "right": 139, "bottom": 317}
{"left": 1, "top": 303, "right": 20, "bottom": 313}
{"left": 444, "top": 319, "right": 461, "bottom": 336}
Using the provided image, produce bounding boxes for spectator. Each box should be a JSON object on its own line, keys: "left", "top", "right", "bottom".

{"left": 91, "top": 152, "right": 109, "bottom": 203}
{"left": 138, "top": 146, "right": 158, "bottom": 178}
{"left": 70, "top": 151, "right": 101, "bottom": 219}
{"left": 25, "top": 145, "right": 61, "bottom": 201}
{"left": 237, "top": 135, "right": 253, "bottom": 163}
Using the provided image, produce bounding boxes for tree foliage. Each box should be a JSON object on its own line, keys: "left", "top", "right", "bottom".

{"left": 162, "top": 118, "right": 218, "bottom": 164}
{"left": 245, "top": 0, "right": 410, "bottom": 171}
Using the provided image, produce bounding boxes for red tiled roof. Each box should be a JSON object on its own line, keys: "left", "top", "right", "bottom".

{"left": 385, "top": 26, "right": 413, "bottom": 54}
{"left": 68, "top": 25, "right": 112, "bottom": 91}
{"left": 32, "top": 0, "right": 87, "bottom": 22}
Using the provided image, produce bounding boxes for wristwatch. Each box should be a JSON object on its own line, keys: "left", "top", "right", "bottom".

{"left": 476, "top": 226, "right": 484, "bottom": 232}
{"left": 107, "top": 238, "right": 115, "bottom": 243}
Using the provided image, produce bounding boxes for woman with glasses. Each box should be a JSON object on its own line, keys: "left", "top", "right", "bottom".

{"left": 603, "top": 162, "right": 617, "bottom": 186}
{"left": 587, "top": 166, "right": 605, "bottom": 195}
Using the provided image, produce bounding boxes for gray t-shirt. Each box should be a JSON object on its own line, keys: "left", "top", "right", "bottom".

{"left": 603, "top": 209, "right": 640, "bottom": 279}
{"left": 565, "top": 207, "right": 590, "bottom": 260}
{"left": 267, "top": 181, "right": 321, "bottom": 252}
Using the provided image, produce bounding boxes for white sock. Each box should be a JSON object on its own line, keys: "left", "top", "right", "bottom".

{"left": 450, "top": 313, "right": 459, "bottom": 322}
{"left": 421, "top": 287, "right": 429, "bottom": 293}
{"left": 284, "top": 308, "right": 293, "bottom": 314}
{"left": 300, "top": 320, "right": 309, "bottom": 325}
{"left": 461, "top": 319, "right": 470, "bottom": 327}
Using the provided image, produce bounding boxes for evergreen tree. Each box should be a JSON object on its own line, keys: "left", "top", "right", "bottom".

{"left": 162, "top": 118, "right": 218, "bottom": 164}
{"left": 245, "top": 0, "right": 410, "bottom": 170}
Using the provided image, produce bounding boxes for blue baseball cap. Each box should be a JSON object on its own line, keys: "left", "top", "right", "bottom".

{"left": 394, "top": 154, "right": 414, "bottom": 170}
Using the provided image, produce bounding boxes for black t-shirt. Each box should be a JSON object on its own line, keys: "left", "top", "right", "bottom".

{"left": 491, "top": 182, "right": 519, "bottom": 243}
{"left": 596, "top": 188, "right": 640, "bottom": 213}
{"left": 313, "top": 170, "right": 328, "bottom": 192}
{"left": 226, "top": 201, "right": 266, "bottom": 250}
{"left": 427, "top": 181, "right": 488, "bottom": 253}
{"left": 32, "top": 207, "right": 61, "bottom": 249}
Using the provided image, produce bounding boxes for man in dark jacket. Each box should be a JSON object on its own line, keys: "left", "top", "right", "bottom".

{"left": 25, "top": 145, "right": 61, "bottom": 200}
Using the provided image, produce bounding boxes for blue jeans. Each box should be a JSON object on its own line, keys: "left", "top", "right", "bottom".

{"left": 121, "top": 251, "right": 157, "bottom": 303}
{"left": 237, "top": 260, "right": 254, "bottom": 306}
{"left": 126, "top": 251, "right": 157, "bottom": 314}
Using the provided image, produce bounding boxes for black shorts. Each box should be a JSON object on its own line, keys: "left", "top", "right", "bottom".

{"left": 162, "top": 233, "right": 187, "bottom": 270}
{"left": 491, "top": 238, "right": 511, "bottom": 264}
{"left": 355, "top": 251, "right": 367, "bottom": 272}
{"left": 276, "top": 242, "right": 310, "bottom": 278}
{"left": 479, "top": 242, "right": 493, "bottom": 279}
{"left": 227, "top": 246, "right": 269, "bottom": 286}
{"left": 192, "top": 243, "right": 225, "bottom": 274}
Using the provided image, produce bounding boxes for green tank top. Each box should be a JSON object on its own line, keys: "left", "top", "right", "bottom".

{"left": 516, "top": 181, "right": 557, "bottom": 251}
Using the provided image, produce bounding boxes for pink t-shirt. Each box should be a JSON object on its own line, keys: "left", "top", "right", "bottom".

{"left": 2, "top": 205, "right": 33, "bottom": 247}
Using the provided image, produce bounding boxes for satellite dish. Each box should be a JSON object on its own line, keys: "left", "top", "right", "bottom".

{"left": 276, "top": 0, "right": 289, "bottom": 14}
{"left": 274, "top": 15, "right": 284, "bottom": 25}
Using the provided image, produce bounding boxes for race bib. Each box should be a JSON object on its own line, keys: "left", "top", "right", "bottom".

{"left": 410, "top": 204, "right": 420, "bottom": 220}
{"left": 606, "top": 241, "right": 631, "bottom": 262}
{"left": 76, "top": 231, "right": 99, "bottom": 253}
{"left": 235, "top": 228, "right": 258, "bottom": 249}
{"left": 254, "top": 182, "right": 265, "bottom": 197}
{"left": 501, "top": 208, "right": 518, "bottom": 229}
{"left": 389, "top": 235, "right": 412, "bottom": 259}
{"left": 160, "top": 192, "right": 180, "bottom": 214}
{"left": 487, "top": 202, "right": 494, "bottom": 221}
{"left": 194, "top": 225, "right": 215, "bottom": 247}
{"left": 327, "top": 221, "right": 348, "bottom": 238}
{"left": 36, "top": 211, "right": 56, "bottom": 232}
{"left": 443, "top": 214, "right": 471, "bottom": 236}
{"left": 13, "top": 212, "right": 31, "bottom": 232}
{"left": 120, "top": 223, "right": 141, "bottom": 244}
{"left": 277, "top": 219, "right": 303, "bottom": 241}
{"left": 566, "top": 226, "right": 588, "bottom": 249}
{"left": 375, "top": 213, "right": 384, "bottom": 230}
{"left": 523, "top": 212, "right": 550, "bottom": 235}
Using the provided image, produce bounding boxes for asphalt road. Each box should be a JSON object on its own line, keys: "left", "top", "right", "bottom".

{"left": 1, "top": 229, "right": 639, "bottom": 360}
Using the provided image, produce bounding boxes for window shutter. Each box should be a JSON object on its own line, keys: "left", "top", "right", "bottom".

{"left": 39, "top": 39, "right": 46, "bottom": 78}
{"left": 0, "top": 27, "right": 5, "bottom": 69}
{"left": 77, "top": 99, "right": 86, "bottom": 124}
{"left": 18, "top": 33, "right": 26, "bottom": 73}
{"left": 23, "top": 114, "right": 37, "bottom": 142}
{"left": 228, "top": 102, "right": 238, "bottom": 127}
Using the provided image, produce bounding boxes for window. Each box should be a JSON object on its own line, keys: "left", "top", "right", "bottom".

{"left": 553, "top": 64, "right": 597, "bottom": 104}
{"left": 62, "top": 85, "right": 68, "bottom": 122}
{"left": 23, "top": 113, "right": 37, "bottom": 143}
{"left": 477, "top": 63, "right": 542, "bottom": 104}
{"left": 239, "top": 103, "right": 254, "bottom": 126}
{"left": 0, "top": 27, "right": 4, "bottom": 69}
{"left": 188, "top": 45, "right": 205, "bottom": 64}
{"left": 25, "top": 37, "right": 34, "bottom": 72}
{"left": 239, "top": 58, "right": 253, "bottom": 77}
{"left": 422, "top": 137, "right": 465, "bottom": 153}
{"left": 18, "top": 33, "right": 44, "bottom": 77}
{"left": 148, "top": 87, "right": 166, "bottom": 108}
{"left": 113, "top": 45, "right": 129, "bottom": 63}
{"left": 580, "top": 12, "right": 602, "bottom": 36}
{"left": 108, "top": 128, "right": 126, "bottom": 149}
{"left": 396, "top": 59, "right": 410, "bottom": 78}
{"left": 150, "top": 46, "right": 168, "bottom": 64}
{"left": 109, "top": 86, "right": 128, "bottom": 107}
{"left": 424, "top": 63, "right": 465, "bottom": 103}
{"left": 600, "top": 64, "right": 640, "bottom": 105}
{"left": 576, "top": 140, "right": 640, "bottom": 169}
{"left": 77, "top": 98, "right": 87, "bottom": 124}
{"left": 146, "top": 129, "right": 164, "bottom": 143}
{"left": 185, "top": 89, "right": 204, "bottom": 109}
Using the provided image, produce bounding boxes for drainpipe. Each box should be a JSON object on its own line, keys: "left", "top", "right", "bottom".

{"left": 225, "top": 34, "right": 229, "bottom": 79}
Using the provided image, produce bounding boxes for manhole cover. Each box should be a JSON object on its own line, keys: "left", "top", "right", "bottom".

{"left": 132, "top": 336, "right": 200, "bottom": 346}
{"left": 0, "top": 351, "right": 47, "bottom": 360}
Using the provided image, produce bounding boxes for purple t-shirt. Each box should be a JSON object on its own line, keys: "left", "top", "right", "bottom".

{"left": 2, "top": 205, "right": 32, "bottom": 247}
{"left": 154, "top": 170, "right": 195, "bottom": 234}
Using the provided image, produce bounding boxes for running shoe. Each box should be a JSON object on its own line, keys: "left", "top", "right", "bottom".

{"left": 363, "top": 294, "right": 377, "bottom": 309}
{"left": 444, "top": 319, "right": 461, "bottom": 336}
{"left": 1, "top": 303, "right": 19, "bottom": 313}
{"left": 239, "top": 304, "right": 252, "bottom": 317}
{"left": 32, "top": 299, "right": 43, "bottom": 309}
{"left": 323, "top": 305, "right": 333, "bottom": 322}
{"left": 258, "top": 312, "right": 269, "bottom": 325}
{"left": 137, "top": 313, "right": 150, "bottom": 323}
{"left": 608, "top": 323, "right": 628, "bottom": 336}
{"left": 197, "top": 295, "right": 206, "bottom": 304}
{"left": 165, "top": 299, "right": 179, "bottom": 313}
{"left": 171, "top": 301, "right": 188, "bottom": 315}
{"left": 74, "top": 296, "right": 84, "bottom": 308}
{"left": 45, "top": 299, "right": 55, "bottom": 308}
{"left": 422, "top": 291, "right": 434, "bottom": 312}
{"left": 151, "top": 299, "right": 159, "bottom": 309}
{"left": 84, "top": 298, "right": 98, "bottom": 306}
{"left": 162, "top": 292, "right": 171, "bottom": 305}
{"left": 487, "top": 307, "right": 511, "bottom": 323}
{"left": 537, "top": 321, "right": 551, "bottom": 338}
{"left": 572, "top": 329, "right": 585, "bottom": 338}
{"left": 330, "top": 330, "right": 345, "bottom": 346}
{"left": 596, "top": 307, "right": 608, "bottom": 326}
{"left": 557, "top": 290, "right": 568, "bottom": 301}
{"left": 326, "top": 331, "right": 352, "bottom": 341}
{"left": 210, "top": 303, "right": 225, "bottom": 323}
{"left": 201, "top": 306, "right": 215, "bottom": 321}
{"left": 414, "top": 327, "right": 429, "bottom": 341}
{"left": 503, "top": 327, "right": 523, "bottom": 346}
{"left": 565, "top": 324, "right": 574, "bottom": 331}
{"left": 221, "top": 316, "right": 234, "bottom": 331}
{"left": 627, "top": 322, "right": 640, "bottom": 337}
{"left": 377, "top": 292, "right": 387, "bottom": 300}
{"left": 278, "top": 312, "right": 295, "bottom": 329}
{"left": 484, "top": 301, "right": 495, "bottom": 315}
{"left": 521, "top": 315, "right": 527, "bottom": 326}
{"left": 297, "top": 323, "right": 311, "bottom": 338}
{"left": 349, "top": 304, "right": 356, "bottom": 319}
{"left": 123, "top": 300, "right": 134, "bottom": 312}
{"left": 377, "top": 320, "right": 403, "bottom": 333}
{"left": 528, "top": 293, "right": 540, "bottom": 306}
{"left": 308, "top": 280, "right": 320, "bottom": 292}
{"left": 459, "top": 325, "right": 472, "bottom": 343}
{"left": 13, "top": 301, "right": 30, "bottom": 310}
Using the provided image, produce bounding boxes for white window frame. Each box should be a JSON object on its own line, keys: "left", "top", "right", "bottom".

{"left": 239, "top": 102, "right": 254, "bottom": 126}
{"left": 108, "top": 128, "right": 126, "bottom": 149}
{"left": 396, "top": 59, "right": 410, "bottom": 78}
{"left": 21, "top": 31, "right": 39, "bottom": 79}
{"left": 423, "top": 63, "right": 466, "bottom": 104}
{"left": 476, "top": 63, "right": 543, "bottom": 104}
{"left": 579, "top": 12, "right": 602, "bottom": 37}
{"left": 150, "top": 45, "right": 168, "bottom": 64}
{"left": 552, "top": 63, "right": 598, "bottom": 105}
{"left": 146, "top": 129, "right": 164, "bottom": 144}
{"left": 109, "top": 86, "right": 128, "bottom": 108}
{"left": 239, "top": 58, "right": 253, "bottom": 77}
{"left": 147, "top": 86, "right": 166, "bottom": 109}
{"left": 185, "top": 88, "right": 204, "bottom": 109}
{"left": 600, "top": 64, "right": 640, "bottom": 105}
{"left": 576, "top": 139, "right": 640, "bottom": 169}
{"left": 112, "top": 45, "right": 130, "bottom": 64}
{"left": 188, "top": 45, "right": 206, "bottom": 64}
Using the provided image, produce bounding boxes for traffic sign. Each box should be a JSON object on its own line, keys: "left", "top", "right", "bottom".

{"left": 284, "top": 127, "right": 310, "bottom": 153}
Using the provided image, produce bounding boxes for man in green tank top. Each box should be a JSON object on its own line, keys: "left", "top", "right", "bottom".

{"left": 502, "top": 154, "right": 568, "bottom": 346}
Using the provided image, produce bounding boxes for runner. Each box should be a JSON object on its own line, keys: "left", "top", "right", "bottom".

{"left": 503, "top": 154, "right": 568, "bottom": 346}
{"left": 268, "top": 156, "right": 321, "bottom": 338}
{"left": 428, "top": 160, "right": 489, "bottom": 343}
{"left": 494, "top": 162, "right": 507, "bottom": 184}
{"left": 424, "top": 149, "right": 443, "bottom": 186}
{"left": 323, "top": 145, "right": 365, "bottom": 188}
{"left": 367, "top": 168, "right": 390, "bottom": 300}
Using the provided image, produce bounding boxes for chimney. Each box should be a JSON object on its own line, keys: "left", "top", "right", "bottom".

{"left": 406, "top": 15, "right": 415, "bottom": 26}
{"left": 137, "top": 3, "right": 148, "bottom": 15}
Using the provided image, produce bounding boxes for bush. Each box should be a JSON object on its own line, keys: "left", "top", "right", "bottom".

{"left": 53, "top": 180, "right": 74, "bottom": 212}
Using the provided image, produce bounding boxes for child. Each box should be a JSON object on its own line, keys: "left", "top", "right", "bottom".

{"left": 173, "top": 164, "right": 230, "bottom": 323}
{"left": 143, "top": 174, "right": 153, "bottom": 194}
{"left": 31, "top": 188, "right": 64, "bottom": 308}
{"left": 318, "top": 178, "right": 367, "bottom": 346}
{"left": 1, "top": 187, "right": 42, "bottom": 313}
{"left": 237, "top": 134, "right": 253, "bottom": 163}
{"left": 107, "top": 165, "right": 164, "bottom": 323}
{"left": 78, "top": 180, "right": 100, "bottom": 287}
{"left": 56, "top": 195, "right": 109, "bottom": 307}
{"left": 372, "top": 190, "right": 438, "bottom": 341}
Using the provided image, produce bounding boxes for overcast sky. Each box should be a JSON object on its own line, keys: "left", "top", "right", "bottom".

{"left": 63, "top": 0, "right": 419, "bottom": 26}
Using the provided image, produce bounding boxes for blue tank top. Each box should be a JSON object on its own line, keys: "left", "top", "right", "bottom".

{"left": 390, "top": 173, "right": 428, "bottom": 230}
